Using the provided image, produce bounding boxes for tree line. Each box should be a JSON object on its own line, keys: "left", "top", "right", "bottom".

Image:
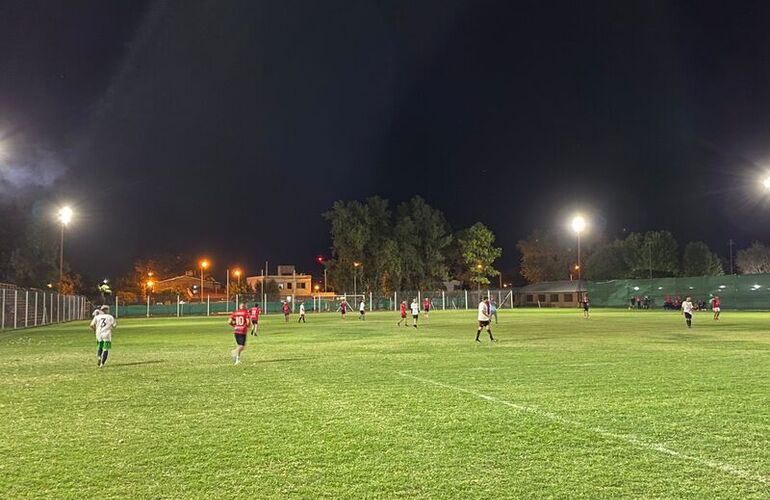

{"left": 323, "top": 196, "right": 501, "bottom": 293}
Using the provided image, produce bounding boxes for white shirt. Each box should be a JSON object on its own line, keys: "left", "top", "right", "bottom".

{"left": 90, "top": 313, "right": 116, "bottom": 341}
{"left": 682, "top": 300, "right": 694, "bottom": 314}
{"left": 478, "top": 301, "right": 491, "bottom": 321}
{"left": 359, "top": 301, "right": 365, "bottom": 312}
{"left": 299, "top": 304, "right": 305, "bottom": 314}
{"left": 410, "top": 302, "right": 420, "bottom": 315}
{"left": 92, "top": 309, "right": 101, "bottom": 317}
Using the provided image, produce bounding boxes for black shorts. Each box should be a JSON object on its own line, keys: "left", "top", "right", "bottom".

{"left": 412, "top": 314, "right": 418, "bottom": 320}
{"left": 234, "top": 334, "right": 246, "bottom": 346}
{"left": 251, "top": 319, "right": 259, "bottom": 325}
{"left": 478, "top": 320, "right": 490, "bottom": 327}
{"left": 424, "top": 307, "right": 430, "bottom": 313}
{"left": 583, "top": 305, "right": 589, "bottom": 311}
{"left": 684, "top": 312, "right": 692, "bottom": 319}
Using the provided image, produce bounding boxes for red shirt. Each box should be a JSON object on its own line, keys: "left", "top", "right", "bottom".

{"left": 423, "top": 299, "right": 430, "bottom": 309}
{"left": 340, "top": 302, "right": 348, "bottom": 312}
{"left": 230, "top": 309, "right": 249, "bottom": 334}
{"left": 712, "top": 298, "right": 720, "bottom": 308}
{"left": 282, "top": 303, "right": 290, "bottom": 314}
{"left": 248, "top": 306, "right": 260, "bottom": 320}
{"left": 400, "top": 303, "right": 407, "bottom": 316}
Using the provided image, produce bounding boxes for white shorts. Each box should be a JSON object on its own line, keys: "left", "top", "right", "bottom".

{"left": 713, "top": 307, "right": 720, "bottom": 312}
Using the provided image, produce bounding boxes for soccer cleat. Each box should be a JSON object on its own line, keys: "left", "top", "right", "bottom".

{"left": 234, "top": 358, "right": 241, "bottom": 365}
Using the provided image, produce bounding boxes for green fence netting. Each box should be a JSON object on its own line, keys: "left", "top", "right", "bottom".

{"left": 588, "top": 274, "right": 770, "bottom": 310}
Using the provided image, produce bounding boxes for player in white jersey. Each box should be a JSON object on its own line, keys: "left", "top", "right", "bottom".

{"left": 476, "top": 297, "right": 496, "bottom": 343}
{"left": 410, "top": 298, "right": 420, "bottom": 328}
{"left": 359, "top": 300, "right": 366, "bottom": 320}
{"left": 298, "top": 302, "right": 306, "bottom": 323}
{"left": 89, "top": 305, "right": 117, "bottom": 367}
{"left": 681, "top": 296, "right": 694, "bottom": 329}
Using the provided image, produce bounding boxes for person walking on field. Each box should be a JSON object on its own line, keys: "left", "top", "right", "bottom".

{"left": 338, "top": 299, "right": 350, "bottom": 319}
{"left": 248, "top": 303, "right": 261, "bottom": 336}
{"left": 90, "top": 305, "right": 116, "bottom": 368}
{"left": 298, "top": 302, "right": 306, "bottom": 323}
{"left": 711, "top": 295, "right": 720, "bottom": 321}
{"left": 682, "top": 296, "right": 694, "bottom": 329}
{"left": 359, "top": 299, "right": 366, "bottom": 320}
{"left": 410, "top": 298, "right": 420, "bottom": 328}
{"left": 229, "top": 303, "right": 249, "bottom": 365}
{"left": 282, "top": 301, "right": 291, "bottom": 323}
{"left": 397, "top": 300, "right": 408, "bottom": 326}
{"left": 422, "top": 297, "right": 431, "bottom": 319}
{"left": 581, "top": 294, "right": 590, "bottom": 319}
{"left": 476, "top": 297, "right": 496, "bottom": 343}
{"left": 490, "top": 298, "right": 498, "bottom": 324}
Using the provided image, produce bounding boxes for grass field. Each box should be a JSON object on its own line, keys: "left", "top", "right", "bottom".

{"left": 1, "top": 309, "right": 769, "bottom": 498}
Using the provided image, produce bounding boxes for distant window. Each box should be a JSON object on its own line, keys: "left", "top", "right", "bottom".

{"left": 550, "top": 294, "right": 559, "bottom": 302}
{"left": 287, "top": 282, "right": 293, "bottom": 289}
{"left": 564, "top": 293, "right": 573, "bottom": 302}
{"left": 526, "top": 294, "right": 533, "bottom": 302}
{"left": 538, "top": 294, "right": 546, "bottom": 302}
{"left": 299, "top": 283, "right": 306, "bottom": 289}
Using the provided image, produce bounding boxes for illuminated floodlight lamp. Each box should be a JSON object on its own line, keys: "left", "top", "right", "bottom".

{"left": 57, "top": 206, "right": 73, "bottom": 225}
{"left": 763, "top": 177, "right": 770, "bottom": 189}
{"left": 571, "top": 215, "right": 586, "bottom": 234}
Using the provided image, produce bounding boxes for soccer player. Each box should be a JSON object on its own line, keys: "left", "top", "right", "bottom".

{"left": 397, "top": 300, "right": 408, "bottom": 326}
{"left": 247, "top": 303, "right": 261, "bottom": 335}
{"left": 711, "top": 295, "right": 721, "bottom": 321}
{"left": 682, "top": 296, "right": 694, "bottom": 329}
{"left": 338, "top": 299, "right": 349, "bottom": 319}
{"left": 410, "top": 298, "right": 420, "bottom": 328}
{"left": 581, "top": 294, "right": 590, "bottom": 319}
{"left": 490, "top": 298, "right": 498, "bottom": 324}
{"left": 298, "top": 302, "right": 306, "bottom": 323}
{"left": 281, "top": 301, "right": 291, "bottom": 323}
{"left": 422, "top": 297, "right": 431, "bottom": 319}
{"left": 229, "top": 302, "right": 249, "bottom": 364}
{"left": 90, "top": 305, "right": 116, "bottom": 368}
{"left": 476, "top": 297, "right": 496, "bottom": 343}
{"left": 359, "top": 299, "right": 366, "bottom": 320}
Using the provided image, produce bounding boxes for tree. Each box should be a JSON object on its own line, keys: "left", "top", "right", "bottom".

{"left": 584, "top": 240, "right": 631, "bottom": 280}
{"left": 228, "top": 280, "right": 253, "bottom": 296}
{"left": 682, "top": 242, "right": 723, "bottom": 276}
{"left": 736, "top": 242, "right": 770, "bottom": 274}
{"left": 395, "top": 196, "right": 452, "bottom": 290}
{"left": 625, "top": 231, "right": 679, "bottom": 278}
{"left": 457, "top": 223, "right": 502, "bottom": 288}
{"left": 517, "top": 229, "right": 571, "bottom": 283}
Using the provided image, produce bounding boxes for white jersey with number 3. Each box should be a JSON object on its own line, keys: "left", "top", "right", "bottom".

{"left": 90, "top": 313, "right": 117, "bottom": 341}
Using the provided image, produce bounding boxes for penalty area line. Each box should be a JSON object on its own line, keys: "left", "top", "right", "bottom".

{"left": 397, "top": 371, "right": 769, "bottom": 487}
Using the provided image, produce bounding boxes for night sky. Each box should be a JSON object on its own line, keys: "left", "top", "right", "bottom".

{"left": 4, "top": 0, "right": 770, "bottom": 280}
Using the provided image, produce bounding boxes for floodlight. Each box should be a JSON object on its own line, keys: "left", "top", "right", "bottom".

{"left": 57, "top": 206, "right": 73, "bottom": 225}
{"left": 571, "top": 215, "right": 586, "bottom": 233}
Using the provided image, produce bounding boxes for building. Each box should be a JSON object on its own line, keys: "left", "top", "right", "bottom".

{"left": 516, "top": 280, "right": 586, "bottom": 308}
{"left": 246, "top": 265, "right": 314, "bottom": 297}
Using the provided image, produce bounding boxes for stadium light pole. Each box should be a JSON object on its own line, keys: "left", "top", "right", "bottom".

{"left": 571, "top": 215, "right": 586, "bottom": 281}
{"left": 57, "top": 207, "right": 73, "bottom": 292}
{"left": 199, "top": 259, "right": 209, "bottom": 303}
{"left": 353, "top": 262, "right": 361, "bottom": 298}
{"left": 233, "top": 268, "right": 242, "bottom": 285}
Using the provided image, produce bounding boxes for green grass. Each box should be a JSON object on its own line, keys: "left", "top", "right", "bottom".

{"left": 1, "top": 309, "right": 769, "bottom": 498}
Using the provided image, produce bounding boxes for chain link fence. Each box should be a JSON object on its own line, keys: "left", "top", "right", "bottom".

{"left": 0, "top": 283, "right": 88, "bottom": 330}
{"left": 112, "top": 288, "right": 517, "bottom": 318}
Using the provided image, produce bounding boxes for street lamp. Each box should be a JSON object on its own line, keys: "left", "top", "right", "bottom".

{"left": 199, "top": 259, "right": 209, "bottom": 303}
{"left": 233, "top": 268, "right": 242, "bottom": 284}
{"left": 57, "top": 206, "right": 73, "bottom": 292}
{"left": 316, "top": 255, "right": 327, "bottom": 292}
{"left": 571, "top": 215, "right": 586, "bottom": 281}
{"left": 353, "top": 261, "right": 361, "bottom": 298}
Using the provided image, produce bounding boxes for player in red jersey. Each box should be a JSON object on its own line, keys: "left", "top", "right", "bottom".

{"left": 247, "top": 303, "right": 261, "bottom": 336}
{"left": 397, "top": 300, "right": 408, "bottom": 326}
{"left": 422, "top": 297, "right": 432, "bottom": 319}
{"left": 338, "top": 299, "right": 350, "bottom": 319}
{"left": 711, "top": 295, "right": 721, "bottom": 321}
{"left": 281, "top": 301, "right": 291, "bottom": 323}
{"left": 228, "top": 303, "right": 249, "bottom": 364}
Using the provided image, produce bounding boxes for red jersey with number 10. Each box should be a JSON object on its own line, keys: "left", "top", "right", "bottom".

{"left": 230, "top": 309, "right": 249, "bottom": 334}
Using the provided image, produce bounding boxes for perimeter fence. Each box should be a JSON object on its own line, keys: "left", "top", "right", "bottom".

{"left": 111, "top": 288, "right": 516, "bottom": 318}
{"left": 0, "top": 283, "right": 88, "bottom": 331}
{"left": 588, "top": 274, "right": 770, "bottom": 310}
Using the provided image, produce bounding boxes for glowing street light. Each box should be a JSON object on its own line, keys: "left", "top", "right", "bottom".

{"left": 763, "top": 176, "right": 770, "bottom": 189}
{"left": 571, "top": 215, "right": 587, "bottom": 281}
{"left": 57, "top": 206, "right": 74, "bottom": 292}
{"left": 233, "top": 268, "right": 242, "bottom": 284}
{"left": 199, "top": 259, "right": 210, "bottom": 303}
{"left": 353, "top": 261, "right": 362, "bottom": 298}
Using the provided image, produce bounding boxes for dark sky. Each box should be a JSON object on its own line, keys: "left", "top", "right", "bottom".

{"left": 4, "top": 0, "right": 770, "bottom": 280}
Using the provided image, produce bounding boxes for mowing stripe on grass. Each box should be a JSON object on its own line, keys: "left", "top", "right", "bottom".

{"left": 398, "top": 372, "right": 770, "bottom": 487}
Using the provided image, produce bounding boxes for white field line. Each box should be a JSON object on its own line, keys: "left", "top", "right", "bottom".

{"left": 397, "top": 372, "right": 769, "bottom": 487}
